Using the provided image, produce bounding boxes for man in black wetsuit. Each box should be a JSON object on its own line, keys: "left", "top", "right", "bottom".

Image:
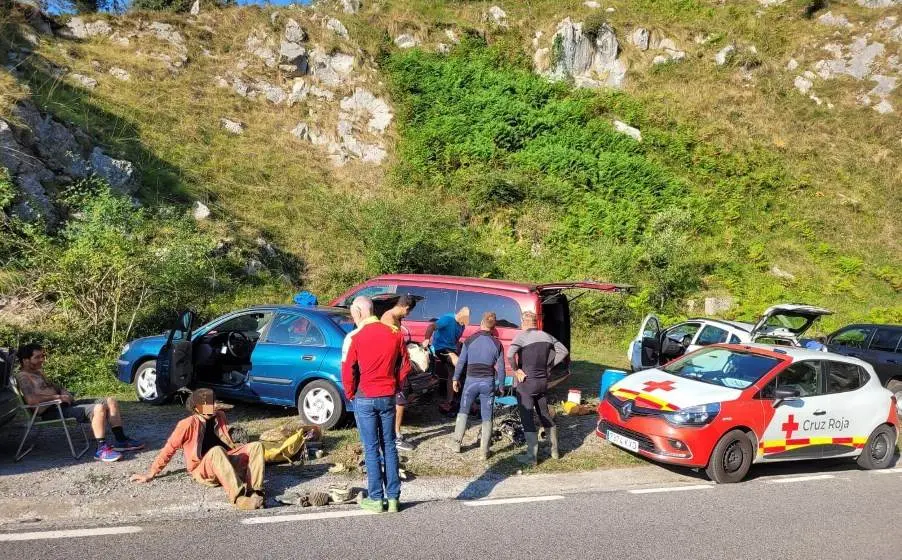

{"left": 507, "top": 311, "right": 569, "bottom": 466}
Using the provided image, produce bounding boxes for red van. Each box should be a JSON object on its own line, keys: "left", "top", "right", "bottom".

{"left": 331, "top": 274, "right": 630, "bottom": 386}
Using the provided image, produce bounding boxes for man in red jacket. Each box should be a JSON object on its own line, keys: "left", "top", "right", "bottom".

{"left": 341, "top": 299, "right": 411, "bottom": 513}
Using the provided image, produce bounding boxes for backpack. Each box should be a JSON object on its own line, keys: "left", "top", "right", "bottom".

{"left": 259, "top": 420, "right": 323, "bottom": 464}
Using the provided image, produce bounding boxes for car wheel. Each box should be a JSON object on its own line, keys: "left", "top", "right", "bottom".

{"left": 886, "top": 380, "right": 902, "bottom": 417}
{"left": 705, "top": 429, "right": 753, "bottom": 484}
{"left": 857, "top": 424, "right": 897, "bottom": 470}
{"left": 298, "top": 380, "right": 344, "bottom": 430}
{"left": 133, "top": 360, "right": 170, "bottom": 405}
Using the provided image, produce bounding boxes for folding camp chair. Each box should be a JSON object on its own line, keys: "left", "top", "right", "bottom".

{"left": 10, "top": 377, "right": 90, "bottom": 462}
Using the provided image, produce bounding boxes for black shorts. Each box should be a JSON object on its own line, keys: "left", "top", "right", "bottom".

{"left": 40, "top": 399, "right": 102, "bottom": 423}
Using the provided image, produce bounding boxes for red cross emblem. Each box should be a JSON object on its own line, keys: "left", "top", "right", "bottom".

{"left": 642, "top": 380, "right": 675, "bottom": 393}
{"left": 781, "top": 414, "right": 799, "bottom": 440}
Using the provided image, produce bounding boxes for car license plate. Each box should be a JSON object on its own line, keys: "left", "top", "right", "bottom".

{"left": 607, "top": 430, "right": 639, "bottom": 452}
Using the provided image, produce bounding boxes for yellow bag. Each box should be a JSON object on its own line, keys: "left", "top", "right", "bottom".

{"left": 262, "top": 430, "right": 307, "bottom": 464}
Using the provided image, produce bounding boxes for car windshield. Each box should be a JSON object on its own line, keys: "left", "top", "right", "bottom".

{"left": 325, "top": 311, "right": 355, "bottom": 334}
{"left": 662, "top": 347, "right": 781, "bottom": 390}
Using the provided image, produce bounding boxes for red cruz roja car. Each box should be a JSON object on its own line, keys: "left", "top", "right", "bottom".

{"left": 332, "top": 274, "right": 631, "bottom": 387}
{"left": 597, "top": 344, "right": 898, "bottom": 483}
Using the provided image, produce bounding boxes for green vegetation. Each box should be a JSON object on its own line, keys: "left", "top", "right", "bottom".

{"left": 0, "top": 1, "right": 899, "bottom": 394}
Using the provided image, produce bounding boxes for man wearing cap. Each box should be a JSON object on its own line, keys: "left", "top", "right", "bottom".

{"left": 130, "top": 389, "right": 266, "bottom": 510}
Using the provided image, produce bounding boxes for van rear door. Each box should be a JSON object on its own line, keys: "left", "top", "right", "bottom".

{"left": 536, "top": 282, "right": 633, "bottom": 386}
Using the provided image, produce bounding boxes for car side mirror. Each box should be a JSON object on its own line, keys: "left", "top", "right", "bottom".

{"left": 773, "top": 386, "right": 801, "bottom": 408}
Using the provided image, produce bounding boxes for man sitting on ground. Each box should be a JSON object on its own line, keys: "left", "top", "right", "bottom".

{"left": 381, "top": 295, "right": 417, "bottom": 452}
{"left": 15, "top": 343, "right": 143, "bottom": 462}
{"left": 130, "top": 388, "right": 266, "bottom": 511}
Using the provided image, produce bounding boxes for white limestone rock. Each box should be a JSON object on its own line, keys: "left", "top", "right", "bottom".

{"left": 394, "top": 34, "right": 418, "bottom": 49}
{"left": 109, "top": 67, "right": 130, "bottom": 81}
{"left": 325, "top": 18, "right": 349, "bottom": 38}
{"left": 715, "top": 45, "right": 735, "bottom": 66}
{"left": 613, "top": 120, "right": 641, "bottom": 141}
{"left": 192, "top": 201, "right": 210, "bottom": 220}
{"left": 220, "top": 118, "right": 244, "bottom": 135}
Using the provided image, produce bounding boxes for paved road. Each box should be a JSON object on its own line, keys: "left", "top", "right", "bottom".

{"left": 3, "top": 465, "right": 902, "bottom": 560}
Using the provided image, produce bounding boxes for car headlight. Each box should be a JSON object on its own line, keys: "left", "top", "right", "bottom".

{"left": 664, "top": 403, "right": 720, "bottom": 426}
{"left": 119, "top": 343, "right": 131, "bottom": 356}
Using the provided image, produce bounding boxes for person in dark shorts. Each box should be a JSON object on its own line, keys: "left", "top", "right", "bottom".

{"left": 449, "top": 312, "right": 505, "bottom": 460}
{"left": 381, "top": 295, "right": 418, "bottom": 452}
{"left": 15, "top": 343, "right": 143, "bottom": 462}
{"left": 507, "top": 312, "right": 569, "bottom": 466}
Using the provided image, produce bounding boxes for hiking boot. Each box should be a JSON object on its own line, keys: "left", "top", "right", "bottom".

{"left": 447, "top": 413, "right": 467, "bottom": 453}
{"left": 387, "top": 499, "right": 400, "bottom": 513}
{"left": 479, "top": 421, "right": 493, "bottom": 461}
{"left": 235, "top": 494, "right": 265, "bottom": 511}
{"left": 360, "top": 497, "right": 384, "bottom": 513}
{"left": 111, "top": 438, "right": 144, "bottom": 452}
{"left": 395, "top": 435, "right": 415, "bottom": 453}
{"left": 94, "top": 443, "right": 122, "bottom": 463}
{"left": 548, "top": 426, "right": 560, "bottom": 460}
{"left": 516, "top": 432, "right": 538, "bottom": 466}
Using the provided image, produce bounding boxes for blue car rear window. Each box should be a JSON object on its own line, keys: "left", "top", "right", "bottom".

{"left": 326, "top": 312, "right": 355, "bottom": 334}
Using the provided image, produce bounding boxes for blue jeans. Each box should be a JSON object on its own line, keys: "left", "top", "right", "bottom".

{"left": 353, "top": 396, "right": 400, "bottom": 501}
{"left": 459, "top": 378, "right": 494, "bottom": 422}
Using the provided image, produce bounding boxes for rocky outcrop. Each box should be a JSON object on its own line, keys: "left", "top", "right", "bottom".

{"left": 857, "top": 0, "right": 900, "bottom": 7}
{"left": 793, "top": 21, "right": 900, "bottom": 114}
{"left": 1, "top": 102, "right": 138, "bottom": 224}
{"left": 536, "top": 17, "right": 627, "bottom": 89}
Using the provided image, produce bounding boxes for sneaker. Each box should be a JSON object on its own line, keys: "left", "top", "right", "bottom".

{"left": 94, "top": 444, "right": 122, "bottom": 463}
{"left": 387, "top": 499, "right": 400, "bottom": 513}
{"left": 111, "top": 438, "right": 144, "bottom": 452}
{"left": 360, "top": 497, "right": 384, "bottom": 513}
{"left": 395, "top": 435, "right": 415, "bottom": 452}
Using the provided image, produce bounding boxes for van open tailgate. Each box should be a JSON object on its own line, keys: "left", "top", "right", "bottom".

{"left": 536, "top": 281, "right": 633, "bottom": 294}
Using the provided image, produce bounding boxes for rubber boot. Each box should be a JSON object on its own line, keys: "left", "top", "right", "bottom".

{"left": 516, "top": 432, "right": 538, "bottom": 466}
{"left": 549, "top": 425, "right": 560, "bottom": 460}
{"left": 479, "top": 421, "right": 492, "bottom": 461}
{"left": 448, "top": 413, "right": 467, "bottom": 453}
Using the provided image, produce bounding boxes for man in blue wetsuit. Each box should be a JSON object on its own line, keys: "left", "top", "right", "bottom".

{"left": 448, "top": 312, "right": 505, "bottom": 460}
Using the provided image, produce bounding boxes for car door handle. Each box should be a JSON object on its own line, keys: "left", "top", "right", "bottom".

{"left": 301, "top": 355, "right": 315, "bottom": 361}
{"left": 813, "top": 410, "right": 827, "bottom": 416}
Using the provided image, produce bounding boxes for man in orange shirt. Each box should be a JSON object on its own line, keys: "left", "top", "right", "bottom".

{"left": 130, "top": 389, "right": 265, "bottom": 510}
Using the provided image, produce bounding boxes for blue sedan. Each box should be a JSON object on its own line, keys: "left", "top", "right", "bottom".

{"left": 118, "top": 305, "right": 360, "bottom": 429}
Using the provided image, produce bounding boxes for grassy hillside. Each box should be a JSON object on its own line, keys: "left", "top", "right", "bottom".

{"left": 1, "top": 0, "right": 900, "bottom": 391}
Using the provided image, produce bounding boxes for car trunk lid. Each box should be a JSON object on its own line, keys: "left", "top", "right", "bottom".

{"left": 750, "top": 304, "right": 833, "bottom": 342}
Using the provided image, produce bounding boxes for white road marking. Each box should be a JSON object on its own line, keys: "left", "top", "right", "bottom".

{"left": 463, "top": 495, "right": 565, "bottom": 507}
{"left": 871, "top": 468, "right": 902, "bottom": 474}
{"left": 242, "top": 510, "right": 378, "bottom": 525}
{"left": 628, "top": 485, "right": 714, "bottom": 495}
{"left": 0, "top": 526, "right": 142, "bottom": 542}
{"left": 765, "top": 474, "right": 835, "bottom": 484}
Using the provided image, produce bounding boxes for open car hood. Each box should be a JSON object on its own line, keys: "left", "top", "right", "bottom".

{"left": 536, "top": 281, "right": 633, "bottom": 294}
{"left": 750, "top": 304, "right": 832, "bottom": 340}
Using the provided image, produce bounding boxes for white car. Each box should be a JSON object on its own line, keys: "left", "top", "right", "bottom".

{"left": 629, "top": 304, "right": 832, "bottom": 372}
